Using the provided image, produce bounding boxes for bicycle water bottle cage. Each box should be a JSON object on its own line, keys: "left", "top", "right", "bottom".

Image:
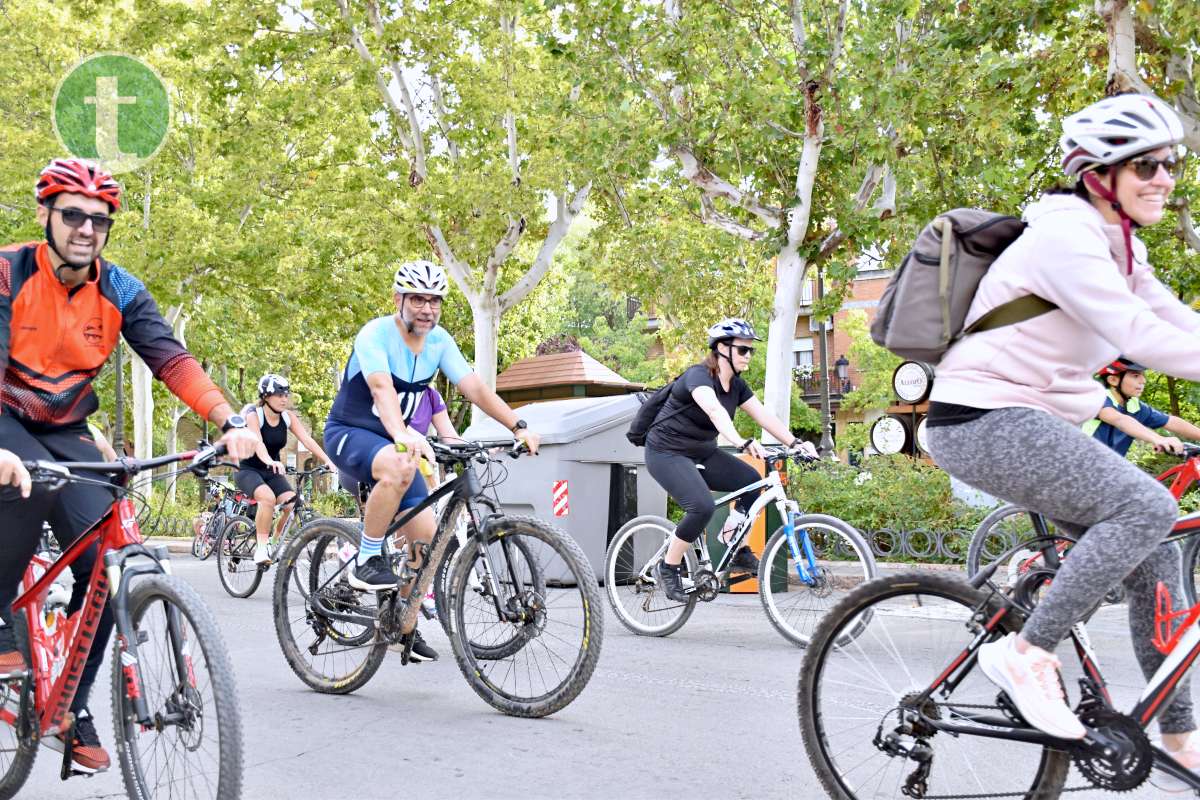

{"left": 1152, "top": 581, "right": 1200, "bottom": 656}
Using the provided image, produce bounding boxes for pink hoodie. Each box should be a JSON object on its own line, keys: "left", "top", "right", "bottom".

{"left": 931, "top": 193, "right": 1200, "bottom": 423}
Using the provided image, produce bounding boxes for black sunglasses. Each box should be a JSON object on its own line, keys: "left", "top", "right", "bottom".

{"left": 52, "top": 206, "right": 114, "bottom": 233}
{"left": 1125, "top": 154, "right": 1177, "bottom": 181}
{"left": 732, "top": 345, "right": 755, "bottom": 356}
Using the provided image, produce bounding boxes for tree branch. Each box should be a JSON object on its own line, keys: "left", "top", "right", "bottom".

{"left": 429, "top": 74, "right": 460, "bottom": 162}
{"left": 482, "top": 216, "right": 526, "bottom": 300}
{"left": 364, "top": 0, "right": 427, "bottom": 185}
{"left": 821, "top": 0, "right": 850, "bottom": 86}
{"left": 334, "top": 0, "right": 416, "bottom": 154}
{"left": 501, "top": 14, "right": 521, "bottom": 186}
{"left": 1173, "top": 197, "right": 1200, "bottom": 254}
{"left": 812, "top": 163, "right": 890, "bottom": 266}
{"left": 424, "top": 224, "right": 477, "bottom": 302}
{"left": 674, "top": 145, "right": 783, "bottom": 228}
{"left": 790, "top": 0, "right": 809, "bottom": 81}
{"left": 698, "top": 195, "right": 769, "bottom": 241}
{"left": 500, "top": 183, "right": 593, "bottom": 311}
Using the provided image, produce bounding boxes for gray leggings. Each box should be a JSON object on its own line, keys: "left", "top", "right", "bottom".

{"left": 928, "top": 407, "right": 1194, "bottom": 734}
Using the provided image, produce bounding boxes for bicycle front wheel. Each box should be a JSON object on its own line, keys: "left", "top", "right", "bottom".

{"left": 0, "top": 615, "right": 37, "bottom": 800}
{"left": 448, "top": 516, "right": 602, "bottom": 717}
{"left": 603, "top": 515, "right": 698, "bottom": 637}
{"left": 191, "top": 511, "right": 221, "bottom": 561}
{"left": 798, "top": 571, "right": 1069, "bottom": 799}
{"left": 216, "top": 516, "right": 263, "bottom": 598}
{"left": 112, "top": 574, "right": 243, "bottom": 800}
{"left": 758, "top": 514, "right": 876, "bottom": 647}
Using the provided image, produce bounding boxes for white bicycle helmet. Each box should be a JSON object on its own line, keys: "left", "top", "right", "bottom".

{"left": 707, "top": 318, "right": 762, "bottom": 347}
{"left": 257, "top": 373, "right": 290, "bottom": 398}
{"left": 393, "top": 259, "right": 449, "bottom": 297}
{"left": 1060, "top": 94, "right": 1184, "bottom": 177}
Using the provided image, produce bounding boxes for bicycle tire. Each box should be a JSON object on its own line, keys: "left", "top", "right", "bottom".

{"left": 112, "top": 573, "right": 243, "bottom": 800}
{"left": 272, "top": 519, "right": 386, "bottom": 694}
{"left": 758, "top": 514, "right": 876, "bottom": 648}
{"left": 216, "top": 516, "right": 264, "bottom": 599}
{"left": 798, "top": 571, "right": 1070, "bottom": 799}
{"left": 603, "top": 515, "right": 698, "bottom": 637}
{"left": 448, "top": 515, "right": 602, "bottom": 717}
{"left": 0, "top": 615, "right": 37, "bottom": 800}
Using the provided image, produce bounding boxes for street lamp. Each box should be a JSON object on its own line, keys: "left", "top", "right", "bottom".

{"left": 835, "top": 355, "right": 851, "bottom": 394}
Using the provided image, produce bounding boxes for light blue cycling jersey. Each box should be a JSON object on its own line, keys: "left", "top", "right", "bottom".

{"left": 326, "top": 316, "right": 471, "bottom": 438}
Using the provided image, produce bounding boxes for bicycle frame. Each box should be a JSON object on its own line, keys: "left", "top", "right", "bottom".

{"left": 5, "top": 495, "right": 174, "bottom": 744}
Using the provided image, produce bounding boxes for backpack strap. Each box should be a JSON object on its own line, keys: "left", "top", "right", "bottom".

{"left": 964, "top": 295, "right": 1059, "bottom": 335}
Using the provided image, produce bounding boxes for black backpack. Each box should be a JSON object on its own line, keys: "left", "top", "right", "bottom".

{"left": 626, "top": 374, "right": 689, "bottom": 446}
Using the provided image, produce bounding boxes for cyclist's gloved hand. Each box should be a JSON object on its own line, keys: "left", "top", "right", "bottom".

{"left": 738, "top": 438, "right": 769, "bottom": 459}
{"left": 0, "top": 449, "right": 31, "bottom": 498}
{"left": 271, "top": 459, "right": 286, "bottom": 474}
{"left": 516, "top": 428, "right": 541, "bottom": 455}
{"left": 791, "top": 440, "right": 820, "bottom": 461}
{"left": 1153, "top": 435, "right": 1185, "bottom": 455}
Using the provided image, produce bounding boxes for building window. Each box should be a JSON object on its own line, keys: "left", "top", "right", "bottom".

{"left": 792, "top": 337, "right": 814, "bottom": 368}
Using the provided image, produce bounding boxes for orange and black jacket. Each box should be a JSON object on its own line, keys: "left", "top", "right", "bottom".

{"left": 0, "top": 241, "right": 225, "bottom": 429}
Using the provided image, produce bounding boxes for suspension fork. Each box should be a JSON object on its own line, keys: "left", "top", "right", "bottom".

{"left": 106, "top": 545, "right": 174, "bottom": 726}
{"left": 469, "top": 510, "right": 525, "bottom": 624}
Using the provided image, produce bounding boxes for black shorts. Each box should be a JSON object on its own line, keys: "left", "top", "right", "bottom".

{"left": 234, "top": 467, "right": 293, "bottom": 498}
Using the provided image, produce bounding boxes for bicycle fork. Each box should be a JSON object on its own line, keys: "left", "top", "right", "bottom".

{"left": 105, "top": 546, "right": 193, "bottom": 730}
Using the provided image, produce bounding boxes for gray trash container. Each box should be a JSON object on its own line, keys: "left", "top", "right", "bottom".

{"left": 462, "top": 394, "right": 667, "bottom": 577}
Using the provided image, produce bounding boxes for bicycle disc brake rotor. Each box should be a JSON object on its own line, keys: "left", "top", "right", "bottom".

{"left": 1071, "top": 704, "right": 1153, "bottom": 792}
{"left": 693, "top": 570, "right": 719, "bottom": 602}
{"left": 508, "top": 590, "right": 547, "bottom": 637}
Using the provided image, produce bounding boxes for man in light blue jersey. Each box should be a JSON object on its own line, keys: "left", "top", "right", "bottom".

{"left": 325, "top": 259, "right": 540, "bottom": 661}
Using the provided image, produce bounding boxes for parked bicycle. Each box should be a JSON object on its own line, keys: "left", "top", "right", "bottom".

{"left": 216, "top": 465, "right": 329, "bottom": 598}
{"left": 967, "top": 442, "right": 1200, "bottom": 605}
{"left": 604, "top": 445, "right": 876, "bottom": 646}
{"left": 1, "top": 444, "right": 242, "bottom": 800}
{"left": 272, "top": 438, "right": 602, "bottom": 717}
{"left": 799, "top": 528, "right": 1200, "bottom": 798}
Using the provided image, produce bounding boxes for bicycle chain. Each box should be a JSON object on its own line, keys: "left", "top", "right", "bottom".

{"left": 890, "top": 700, "right": 1103, "bottom": 799}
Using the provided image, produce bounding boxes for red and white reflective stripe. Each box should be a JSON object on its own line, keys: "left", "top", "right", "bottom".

{"left": 552, "top": 480, "right": 569, "bottom": 517}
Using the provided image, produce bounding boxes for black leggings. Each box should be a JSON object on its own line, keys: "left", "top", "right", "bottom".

{"left": 645, "top": 446, "right": 760, "bottom": 543}
{"left": 0, "top": 416, "right": 114, "bottom": 714}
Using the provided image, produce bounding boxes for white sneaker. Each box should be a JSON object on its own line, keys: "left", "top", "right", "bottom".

{"left": 976, "top": 633, "right": 1086, "bottom": 740}
{"left": 1152, "top": 737, "right": 1200, "bottom": 794}
{"left": 253, "top": 542, "right": 271, "bottom": 566}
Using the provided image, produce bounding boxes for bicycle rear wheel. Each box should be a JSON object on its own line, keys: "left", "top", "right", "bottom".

{"left": 272, "top": 519, "right": 386, "bottom": 694}
{"left": 217, "top": 516, "right": 264, "bottom": 598}
{"left": 112, "top": 574, "right": 242, "bottom": 800}
{"left": 798, "top": 571, "right": 1070, "bottom": 799}
{"left": 758, "top": 514, "right": 876, "bottom": 647}
{"left": 448, "top": 516, "right": 602, "bottom": 717}
{"left": 0, "top": 615, "right": 37, "bottom": 800}
{"left": 603, "top": 515, "right": 698, "bottom": 637}
{"left": 193, "top": 511, "right": 224, "bottom": 561}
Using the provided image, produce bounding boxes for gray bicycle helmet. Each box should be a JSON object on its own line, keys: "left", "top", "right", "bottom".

{"left": 707, "top": 318, "right": 761, "bottom": 347}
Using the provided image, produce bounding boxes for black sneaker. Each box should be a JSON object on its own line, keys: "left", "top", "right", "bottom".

{"left": 729, "top": 546, "right": 760, "bottom": 575}
{"left": 409, "top": 628, "right": 438, "bottom": 662}
{"left": 348, "top": 555, "right": 399, "bottom": 591}
{"left": 654, "top": 561, "right": 689, "bottom": 603}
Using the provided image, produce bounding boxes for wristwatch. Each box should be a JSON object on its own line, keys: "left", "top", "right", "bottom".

{"left": 510, "top": 419, "right": 528, "bottom": 433}
{"left": 221, "top": 414, "right": 247, "bottom": 433}
{"left": 738, "top": 438, "right": 754, "bottom": 452}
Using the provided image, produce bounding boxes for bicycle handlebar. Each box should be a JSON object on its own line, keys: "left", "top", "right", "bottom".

{"left": 24, "top": 442, "right": 229, "bottom": 488}
{"left": 1184, "top": 443, "right": 1200, "bottom": 460}
{"left": 428, "top": 437, "right": 528, "bottom": 463}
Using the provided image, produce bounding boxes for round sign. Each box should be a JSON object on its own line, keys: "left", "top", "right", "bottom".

{"left": 870, "top": 415, "right": 910, "bottom": 455}
{"left": 893, "top": 361, "right": 934, "bottom": 404}
{"left": 915, "top": 415, "right": 930, "bottom": 454}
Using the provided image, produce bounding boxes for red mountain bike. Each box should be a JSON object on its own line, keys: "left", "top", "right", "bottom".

{"left": 0, "top": 444, "right": 242, "bottom": 800}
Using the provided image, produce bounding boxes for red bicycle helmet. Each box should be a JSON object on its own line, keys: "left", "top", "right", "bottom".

{"left": 1096, "top": 357, "right": 1148, "bottom": 378}
{"left": 35, "top": 158, "right": 122, "bottom": 211}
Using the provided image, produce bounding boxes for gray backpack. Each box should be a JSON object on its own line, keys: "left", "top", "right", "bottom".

{"left": 870, "top": 208, "right": 1058, "bottom": 364}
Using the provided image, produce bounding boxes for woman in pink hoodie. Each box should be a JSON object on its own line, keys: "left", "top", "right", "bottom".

{"left": 927, "top": 93, "right": 1199, "bottom": 783}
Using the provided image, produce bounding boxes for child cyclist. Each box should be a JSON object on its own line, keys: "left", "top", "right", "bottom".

{"left": 1086, "top": 357, "right": 1200, "bottom": 456}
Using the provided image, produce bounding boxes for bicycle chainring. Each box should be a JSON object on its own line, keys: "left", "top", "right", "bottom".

{"left": 1071, "top": 704, "right": 1153, "bottom": 792}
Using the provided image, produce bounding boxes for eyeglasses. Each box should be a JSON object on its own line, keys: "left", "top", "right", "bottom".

{"left": 1125, "top": 154, "right": 1178, "bottom": 181}
{"left": 51, "top": 206, "right": 114, "bottom": 233}
{"left": 732, "top": 345, "right": 755, "bottom": 356}
{"left": 405, "top": 294, "right": 443, "bottom": 309}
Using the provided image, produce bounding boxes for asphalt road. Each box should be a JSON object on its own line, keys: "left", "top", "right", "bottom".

{"left": 17, "top": 556, "right": 1190, "bottom": 800}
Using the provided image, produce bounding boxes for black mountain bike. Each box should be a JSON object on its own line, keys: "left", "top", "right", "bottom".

{"left": 272, "top": 438, "right": 603, "bottom": 718}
